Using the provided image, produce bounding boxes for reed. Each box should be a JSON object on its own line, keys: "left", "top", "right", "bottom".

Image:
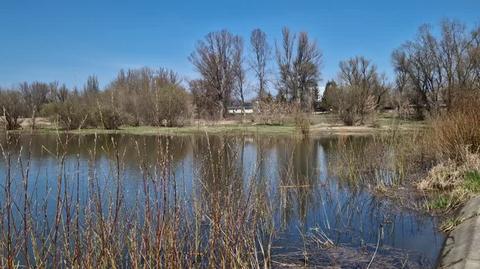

{"left": 0, "top": 131, "right": 280, "bottom": 268}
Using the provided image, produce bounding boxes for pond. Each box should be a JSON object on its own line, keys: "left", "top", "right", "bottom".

{"left": 0, "top": 133, "right": 444, "bottom": 268}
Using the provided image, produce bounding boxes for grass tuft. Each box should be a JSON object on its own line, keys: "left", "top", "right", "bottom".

{"left": 464, "top": 170, "right": 480, "bottom": 193}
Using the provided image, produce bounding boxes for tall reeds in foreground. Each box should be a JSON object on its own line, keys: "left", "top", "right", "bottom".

{"left": 0, "top": 132, "right": 278, "bottom": 268}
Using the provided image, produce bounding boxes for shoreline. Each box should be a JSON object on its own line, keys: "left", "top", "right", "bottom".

{"left": 3, "top": 121, "right": 426, "bottom": 137}
{"left": 438, "top": 196, "right": 480, "bottom": 268}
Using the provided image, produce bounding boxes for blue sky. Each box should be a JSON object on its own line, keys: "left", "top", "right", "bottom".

{"left": 1, "top": 0, "right": 479, "bottom": 90}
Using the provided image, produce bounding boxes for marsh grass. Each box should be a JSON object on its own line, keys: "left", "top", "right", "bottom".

{"left": 0, "top": 130, "right": 281, "bottom": 268}
{"left": 440, "top": 216, "right": 465, "bottom": 233}
{"left": 415, "top": 94, "right": 480, "bottom": 214}
{"left": 464, "top": 170, "right": 480, "bottom": 193}
{"left": 428, "top": 94, "right": 480, "bottom": 162}
{"left": 0, "top": 130, "right": 444, "bottom": 268}
{"left": 424, "top": 194, "right": 463, "bottom": 212}
{"left": 329, "top": 129, "right": 428, "bottom": 188}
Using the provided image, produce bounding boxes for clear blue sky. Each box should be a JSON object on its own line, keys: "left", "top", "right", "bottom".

{"left": 1, "top": 0, "right": 479, "bottom": 90}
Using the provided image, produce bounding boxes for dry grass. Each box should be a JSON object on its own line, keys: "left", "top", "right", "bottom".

{"left": 428, "top": 93, "right": 480, "bottom": 162}
{"left": 415, "top": 93, "right": 480, "bottom": 213}
{"left": 329, "top": 129, "right": 429, "bottom": 188}
{"left": 0, "top": 132, "right": 277, "bottom": 268}
{"left": 418, "top": 151, "right": 480, "bottom": 191}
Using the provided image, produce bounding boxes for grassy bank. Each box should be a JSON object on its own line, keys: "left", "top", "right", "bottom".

{"left": 7, "top": 113, "right": 427, "bottom": 136}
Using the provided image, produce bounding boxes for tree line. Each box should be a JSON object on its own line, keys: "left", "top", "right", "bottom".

{"left": 0, "top": 69, "right": 189, "bottom": 130}
{"left": 1, "top": 19, "right": 479, "bottom": 130}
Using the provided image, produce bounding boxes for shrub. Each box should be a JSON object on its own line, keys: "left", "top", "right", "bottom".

{"left": 253, "top": 100, "right": 294, "bottom": 125}
{"left": 0, "top": 89, "right": 26, "bottom": 130}
{"left": 43, "top": 97, "right": 92, "bottom": 130}
{"left": 105, "top": 67, "right": 189, "bottom": 127}
{"left": 153, "top": 86, "right": 190, "bottom": 127}
{"left": 94, "top": 93, "right": 123, "bottom": 130}
{"left": 328, "top": 86, "right": 377, "bottom": 126}
{"left": 294, "top": 112, "right": 310, "bottom": 136}
{"left": 96, "top": 105, "right": 122, "bottom": 130}
{"left": 429, "top": 92, "right": 480, "bottom": 162}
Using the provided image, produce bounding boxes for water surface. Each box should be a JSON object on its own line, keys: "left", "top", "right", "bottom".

{"left": 0, "top": 133, "right": 444, "bottom": 268}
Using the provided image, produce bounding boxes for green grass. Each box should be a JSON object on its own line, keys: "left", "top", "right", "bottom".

{"left": 425, "top": 194, "right": 460, "bottom": 211}
{"left": 440, "top": 216, "right": 465, "bottom": 232}
{"left": 464, "top": 170, "right": 480, "bottom": 193}
{"left": 6, "top": 113, "right": 426, "bottom": 136}
{"left": 423, "top": 170, "right": 480, "bottom": 215}
{"left": 49, "top": 124, "right": 298, "bottom": 136}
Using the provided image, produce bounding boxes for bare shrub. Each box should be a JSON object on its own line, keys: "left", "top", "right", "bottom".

{"left": 106, "top": 67, "right": 189, "bottom": 127}
{"left": 429, "top": 92, "right": 480, "bottom": 161}
{"left": 253, "top": 99, "right": 294, "bottom": 125}
{"left": 418, "top": 151, "right": 480, "bottom": 191}
{"left": 42, "top": 96, "right": 91, "bottom": 130}
{"left": 96, "top": 104, "right": 122, "bottom": 130}
{"left": 153, "top": 86, "right": 190, "bottom": 127}
{"left": 330, "top": 57, "right": 388, "bottom": 126}
{"left": 0, "top": 89, "right": 26, "bottom": 130}
{"left": 335, "top": 86, "right": 377, "bottom": 126}
{"left": 294, "top": 111, "right": 310, "bottom": 136}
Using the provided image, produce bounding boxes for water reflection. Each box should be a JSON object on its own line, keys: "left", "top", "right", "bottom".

{"left": 0, "top": 133, "right": 444, "bottom": 267}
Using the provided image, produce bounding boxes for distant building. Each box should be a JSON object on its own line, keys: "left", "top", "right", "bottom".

{"left": 227, "top": 103, "right": 254, "bottom": 115}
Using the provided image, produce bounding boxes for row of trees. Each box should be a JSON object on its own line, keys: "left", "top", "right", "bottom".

{"left": 393, "top": 20, "right": 480, "bottom": 116}
{"left": 1, "top": 69, "right": 190, "bottom": 130}
{"left": 321, "top": 19, "right": 480, "bottom": 124}
{"left": 190, "top": 20, "right": 480, "bottom": 124}
{"left": 2, "top": 19, "right": 479, "bottom": 130}
{"left": 189, "top": 27, "right": 322, "bottom": 118}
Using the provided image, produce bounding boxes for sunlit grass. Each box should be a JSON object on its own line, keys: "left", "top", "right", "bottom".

{"left": 464, "top": 170, "right": 480, "bottom": 193}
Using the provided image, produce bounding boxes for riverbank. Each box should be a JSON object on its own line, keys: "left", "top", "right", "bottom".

{"left": 6, "top": 113, "right": 426, "bottom": 136}
{"left": 439, "top": 196, "right": 480, "bottom": 268}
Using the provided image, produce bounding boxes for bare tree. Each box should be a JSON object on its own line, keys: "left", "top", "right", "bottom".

{"left": 338, "top": 56, "right": 388, "bottom": 108}
{"left": 249, "top": 29, "right": 270, "bottom": 100}
{"left": 276, "top": 27, "right": 296, "bottom": 102}
{"left": 52, "top": 84, "right": 69, "bottom": 103}
{"left": 294, "top": 32, "right": 322, "bottom": 109}
{"left": 19, "top": 81, "right": 51, "bottom": 129}
{"left": 105, "top": 67, "right": 187, "bottom": 126}
{"left": 392, "top": 20, "right": 480, "bottom": 116}
{"left": 0, "top": 89, "right": 27, "bottom": 130}
{"left": 276, "top": 27, "right": 322, "bottom": 110}
{"left": 233, "top": 36, "right": 247, "bottom": 117}
{"left": 189, "top": 30, "right": 241, "bottom": 118}
{"left": 333, "top": 56, "right": 388, "bottom": 125}
{"left": 20, "top": 82, "right": 50, "bottom": 111}
{"left": 84, "top": 75, "right": 100, "bottom": 95}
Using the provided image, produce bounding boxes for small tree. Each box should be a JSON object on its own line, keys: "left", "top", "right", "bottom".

{"left": 0, "top": 89, "right": 26, "bottom": 130}
{"left": 335, "top": 86, "right": 377, "bottom": 126}
{"left": 96, "top": 93, "right": 122, "bottom": 130}
{"left": 332, "top": 56, "right": 388, "bottom": 125}
{"left": 20, "top": 81, "right": 51, "bottom": 128}
{"left": 43, "top": 94, "right": 90, "bottom": 130}
{"left": 154, "top": 86, "right": 190, "bottom": 127}
{"left": 320, "top": 80, "right": 338, "bottom": 111}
